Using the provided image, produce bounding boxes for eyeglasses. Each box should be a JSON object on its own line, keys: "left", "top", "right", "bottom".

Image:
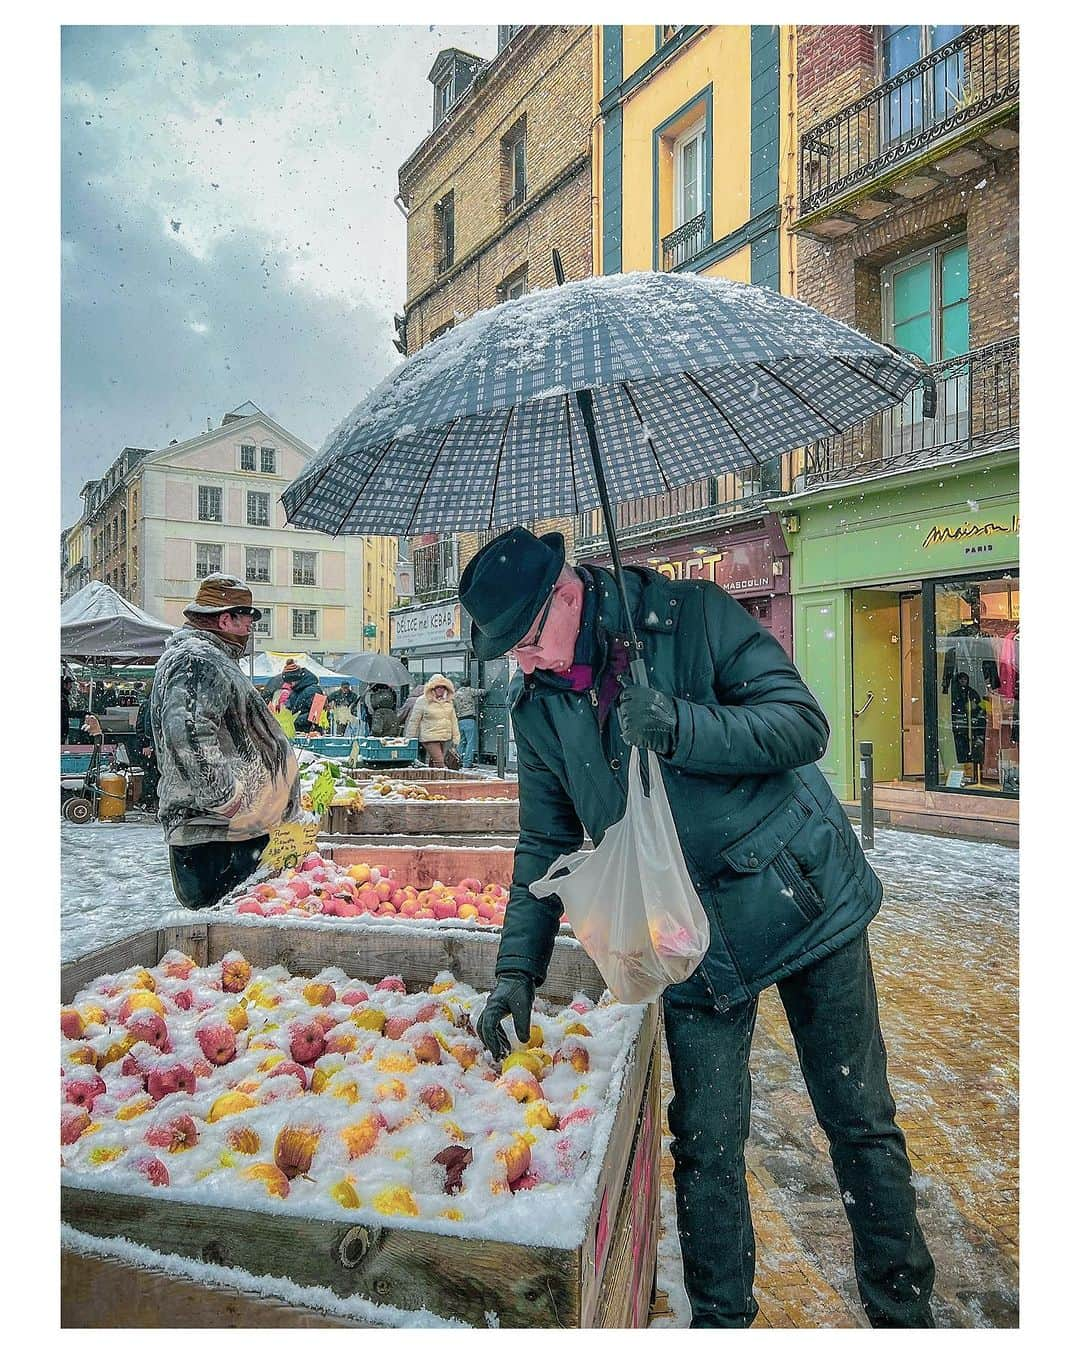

{"left": 229, "top": 607, "right": 257, "bottom": 618}
{"left": 513, "top": 586, "right": 558, "bottom": 653}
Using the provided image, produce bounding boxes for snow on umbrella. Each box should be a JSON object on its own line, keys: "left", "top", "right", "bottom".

{"left": 284, "top": 270, "right": 927, "bottom": 540}
{"left": 284, "top": 268, "right": 928, "bottom": 682}
{"left": 334, "top": 651, "right": 411, "bottom": 686}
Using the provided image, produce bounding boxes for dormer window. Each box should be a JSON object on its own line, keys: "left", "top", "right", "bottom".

{"left": 428, "top": 48, "right": 486, "bottom": 130}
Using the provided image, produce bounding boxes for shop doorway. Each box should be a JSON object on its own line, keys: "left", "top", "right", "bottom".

{"left": 851, "top": 587, "right": 924, "bottom": 786}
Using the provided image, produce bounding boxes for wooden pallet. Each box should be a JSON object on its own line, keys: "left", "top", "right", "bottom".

{"left": 60, "top": 922, "right": 660, "bottom": 1328}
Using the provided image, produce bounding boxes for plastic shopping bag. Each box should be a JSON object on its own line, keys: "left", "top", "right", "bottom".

{"left": 528, "top": 747, "right": 710, "bottom": 1004}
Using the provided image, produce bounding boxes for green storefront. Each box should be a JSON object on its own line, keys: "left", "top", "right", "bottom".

{"left": 776, "top": 452, "right": 1019, "bottom": 805}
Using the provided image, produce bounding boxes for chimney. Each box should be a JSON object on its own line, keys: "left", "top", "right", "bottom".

{"left": 207, "top": 418, "right": 213, "bottom": 432}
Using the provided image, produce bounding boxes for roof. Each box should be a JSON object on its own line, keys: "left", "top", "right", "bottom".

{"left": 427, "top": 47, "right": 485, "bottom": 84}
{"left": 222, "top": 400, "right": 265, "bottom": 424}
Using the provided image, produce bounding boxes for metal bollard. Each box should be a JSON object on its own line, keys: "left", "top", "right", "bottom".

{"left": 858, "top": 741, "right": 874, "bottom": 849}
{"left": 496, "top": 725, "right": 507, "bottom": 779}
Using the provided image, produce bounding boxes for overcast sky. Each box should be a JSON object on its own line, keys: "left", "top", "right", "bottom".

{"left": 60, "top": 24, "right": 499, "bottom": 524}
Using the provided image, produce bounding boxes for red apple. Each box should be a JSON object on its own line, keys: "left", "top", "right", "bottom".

{"left": 289, "top": 1021, "right": 326, "bottom": 1065}
{"left": 383, "top": 1015, "right": 413, "bottom": 1040}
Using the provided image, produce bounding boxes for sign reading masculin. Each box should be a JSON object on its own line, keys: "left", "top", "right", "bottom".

{"left": 390, "top": 600, "right": 461, "bottom": 651}
{"left": 617, "top": 536, "right": 777, "bottom": 596}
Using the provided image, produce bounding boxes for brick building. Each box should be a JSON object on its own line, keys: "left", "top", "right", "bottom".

{"left": 392, "top": 25, "right": 593, "bottom": 758}
{"left": 781, "top": 24, "right": 1019, "bottom": 840}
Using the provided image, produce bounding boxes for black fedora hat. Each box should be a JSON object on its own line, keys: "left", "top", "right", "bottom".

{"left": 458, "top": 528, "right": 565, "bottom": 661}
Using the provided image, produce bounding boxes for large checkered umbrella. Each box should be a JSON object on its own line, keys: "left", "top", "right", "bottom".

{"left": 283, "top": 269, "right": 925, "bottom": 674}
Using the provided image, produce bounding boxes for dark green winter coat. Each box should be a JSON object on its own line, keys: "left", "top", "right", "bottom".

{"left": 495, "top": 565, "right": 882, "bottom": 1011}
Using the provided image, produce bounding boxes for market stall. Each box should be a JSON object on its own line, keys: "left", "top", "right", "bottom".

{"left": 60, "top": 583, "right": 175, "bottom": 820}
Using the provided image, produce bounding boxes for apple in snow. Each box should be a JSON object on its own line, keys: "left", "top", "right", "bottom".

{"left": 195, "top": 1023, "right": 237, "bottom": 1065}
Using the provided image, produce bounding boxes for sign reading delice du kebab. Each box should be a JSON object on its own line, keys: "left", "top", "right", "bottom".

{"left": 391, "top": 600, "right": 461, "bottom": 652}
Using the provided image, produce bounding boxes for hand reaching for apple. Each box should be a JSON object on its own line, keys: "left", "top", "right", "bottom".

{"left": 477, "top": 975, "right": 536, "bottom": 1061}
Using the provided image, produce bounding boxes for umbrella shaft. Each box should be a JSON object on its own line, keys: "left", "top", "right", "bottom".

{"left": 575, "top": 389, "right": 648, "bottom": 689}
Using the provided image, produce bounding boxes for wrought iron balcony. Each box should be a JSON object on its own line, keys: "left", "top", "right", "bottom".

{"left": 412, "top": 537, "right": 459, "bottom": 597}
{"left": 803, "top": 337, "right": 1018, "bottom": 487}
{"left": 661, "top": 212, "right": 708, "bottom": 271}
{"left": 576, "top": 454, "right": 799, "bottom": 553}
{"left": 798, "top": 26, "right": 1019, "bottom": 228}
{"left": 504, "top": 184, "right": 527, "bottom": 216}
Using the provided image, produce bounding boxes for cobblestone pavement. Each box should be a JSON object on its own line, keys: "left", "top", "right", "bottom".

{"left": 651, "top": 828, "right": 1019, "bottom": 1330}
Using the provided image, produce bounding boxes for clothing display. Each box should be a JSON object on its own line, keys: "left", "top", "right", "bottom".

{"left": 947, "top": 673, "right": 987, "bottom": 768}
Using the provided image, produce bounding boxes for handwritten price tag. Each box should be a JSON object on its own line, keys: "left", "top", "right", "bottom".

{"left": 259, "top": 818, "right": 320, "bottom": 872}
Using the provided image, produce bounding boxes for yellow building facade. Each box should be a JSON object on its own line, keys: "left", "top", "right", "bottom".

{"left": 579, "top": 26, "right": 802, "bottom": 659}
{"left": 595, "top": 25, "right": 796, "bottom": 293}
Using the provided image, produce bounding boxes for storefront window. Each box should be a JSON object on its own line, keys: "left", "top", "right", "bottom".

{"left": 931, "top": 574, "right": 1019, "bottom": 794}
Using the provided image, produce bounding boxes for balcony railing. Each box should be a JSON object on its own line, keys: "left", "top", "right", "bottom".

{"left": 577, "top": 454, "right": 799, "bottom": 551}
{"left": 504, "top": 184, "right": 527, "bottom": 216}
{"left": 800, "top": 25, "right": 1019, "bottom": 216}
{"left": 412, "top": 538, "right": 459, "bottom": 597}
{"left": 661, "top": 211, "right": 708, "bottom": 271}
{"left": 804, "top": 338, "right": 1018, "bottom": 487}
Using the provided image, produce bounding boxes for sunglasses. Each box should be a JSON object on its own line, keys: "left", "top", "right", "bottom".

{"left": 229, "top": 607, "right": 257, "bottom": 618}
{"left": 513, "top": 585, "right": 558, "bottom": 653}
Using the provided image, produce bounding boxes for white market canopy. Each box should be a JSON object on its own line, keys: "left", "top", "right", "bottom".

{"left": 60, "top": 582, "right": 176, "bottom": 663}
{"left": 250, "top": 651, "right": 342, "bottom": 681}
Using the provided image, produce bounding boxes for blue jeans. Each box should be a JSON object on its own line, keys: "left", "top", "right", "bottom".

{"left": 458, "top": 717, "right": 478, "bottom": 769}
{"left": 662, "top": 930, "right": 934, "bottom": 1328}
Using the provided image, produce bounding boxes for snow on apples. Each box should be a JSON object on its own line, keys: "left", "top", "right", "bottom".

{"left": 219, "top": 852, "right": 522, "bottom": 928}
{"left": 60, "top": 951, "right": 642, "bottom": 1239}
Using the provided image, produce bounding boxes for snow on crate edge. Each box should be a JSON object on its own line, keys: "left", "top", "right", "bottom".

{"left": 59, "top": 1222, "right": 472, "bottom": 1328}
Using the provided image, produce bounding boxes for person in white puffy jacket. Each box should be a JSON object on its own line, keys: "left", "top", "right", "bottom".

{"left": 404, "top": 673, "right": 461, "bottom": 767}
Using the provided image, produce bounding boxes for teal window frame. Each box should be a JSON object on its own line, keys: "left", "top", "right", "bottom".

{"left": 883, "top": 237, "right": 970, "bottom": 363}
{"left": 652, "top": 84, "right": 713, "bottom": 272}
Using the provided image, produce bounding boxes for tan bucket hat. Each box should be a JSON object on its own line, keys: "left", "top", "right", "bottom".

{"left": 183, "top": 573, "right": 263, "bottom": 620}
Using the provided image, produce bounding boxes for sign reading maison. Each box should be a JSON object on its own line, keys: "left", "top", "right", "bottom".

{"left": 921, "top": 514, "right": 1019, "bottom": 551}
{"left": 390, "top": 601, "right": 461, "bottom": 652}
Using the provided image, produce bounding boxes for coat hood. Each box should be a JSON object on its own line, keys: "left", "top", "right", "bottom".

{"left": 424, "top": 674, "right": 455, "bottom": 696}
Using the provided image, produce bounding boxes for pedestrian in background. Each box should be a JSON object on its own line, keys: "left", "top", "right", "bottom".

{"left": 286, "top": 666, "right": 322, "bottom": 733}
{"left": 134, "top": 689, "right": 159, "bottom": 811}
{"left": 327, "top": 680, "right": 359, "bottom": 734}
{"left": 404, "top": 674, "right": 461, "bottom": 768}
{"left": 367, "top": 683, "right": 400, "bottom": 737}
{"left": 452, "top": 675, "right": 482, "bottom": 769}
{"left": 150, "top": 574, "right": 301, "bottom": 909}
{"left": 397, "top": 680, "right": 425, "bottom": 734}
{"left": 61, "top": 675, "right": 74, "bottom": 744}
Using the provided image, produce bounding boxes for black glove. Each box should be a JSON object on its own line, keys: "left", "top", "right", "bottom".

{"left": 617, "top": 684, "right": 678, "bottom": 756}
{"left": 477, "top": 974, "right": 536, "bottom": 1060}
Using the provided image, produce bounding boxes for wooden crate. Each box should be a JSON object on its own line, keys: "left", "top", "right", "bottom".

{"left": 321, "top": 831, "right": 519, "bottom": 851}
{"left": 326, "top": 799, "right": 519, "bottom": 837}
{"left": 60, "top": 922, "right": 660, "bottom": 1328}
{"left": 321, "top": 841, "right": 513, "bottom": 889}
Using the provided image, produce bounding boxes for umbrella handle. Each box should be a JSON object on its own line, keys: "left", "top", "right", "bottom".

{"left": 575, "top": 388, "right": 650, "bottom": 690}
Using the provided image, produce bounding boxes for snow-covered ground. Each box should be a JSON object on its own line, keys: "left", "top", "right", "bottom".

{"left": 60, "top": 823, "right": 1018, "bottom": 1328}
